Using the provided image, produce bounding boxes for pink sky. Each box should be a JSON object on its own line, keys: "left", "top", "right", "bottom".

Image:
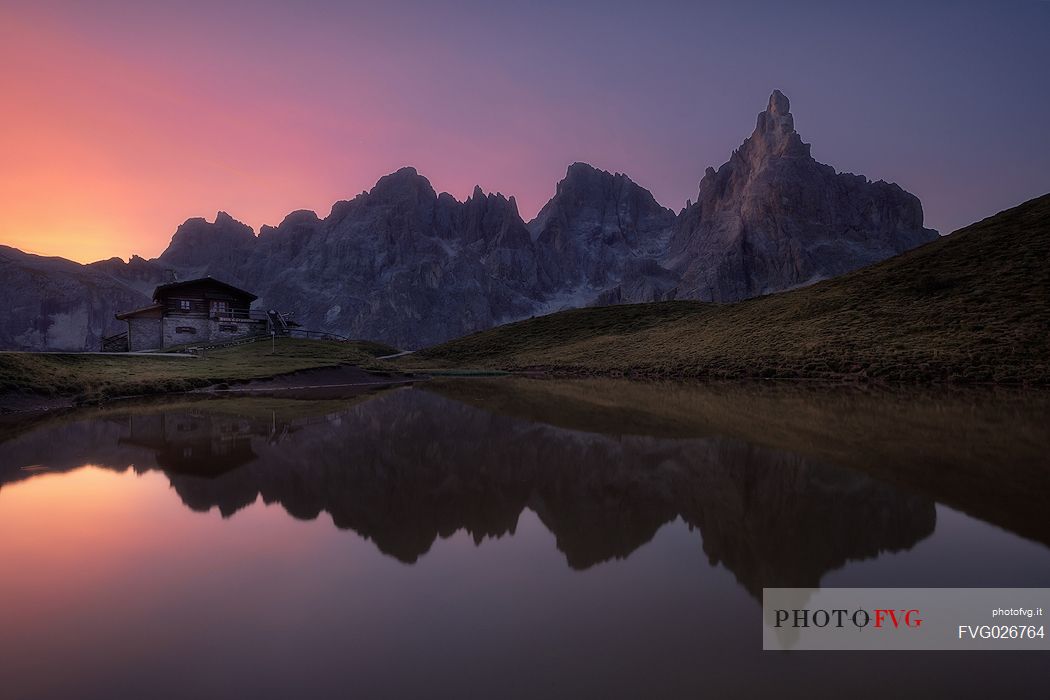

{"left": 1, "top": 0, "right": 1047, "bottom": 263}
{"left": 0, "top": 6, "right": 569, "bottom": 262}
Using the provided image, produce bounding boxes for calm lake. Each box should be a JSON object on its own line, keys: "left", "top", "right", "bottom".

{"left": 1, "top": 379, "right": 1049, "bottom": 698}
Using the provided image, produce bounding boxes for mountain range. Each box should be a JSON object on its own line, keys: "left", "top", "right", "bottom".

{"left": 0, "top": 90, "right": 938, "bottom": 350}
{"left": 408, "top": 191, "right": 1050, "bottom": 384}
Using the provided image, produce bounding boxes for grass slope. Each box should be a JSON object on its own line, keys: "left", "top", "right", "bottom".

{"left": 406, "top": 194, "right": 1050, "bottom": 383}
{"left": 0, "top": 337, "right": 398, "bottom": 405}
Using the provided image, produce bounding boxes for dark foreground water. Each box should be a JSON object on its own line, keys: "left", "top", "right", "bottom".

{"left": 1, "top": 379, "right": 1048, "bottom": 699}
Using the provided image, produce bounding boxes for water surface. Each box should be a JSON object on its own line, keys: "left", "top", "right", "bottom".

{"left": 1, "top": 380, "right": 1048, "bottom": 698}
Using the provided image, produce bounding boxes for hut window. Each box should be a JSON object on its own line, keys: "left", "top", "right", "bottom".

{"left": 178, "top": 299, "right": 191, "bottom": 311}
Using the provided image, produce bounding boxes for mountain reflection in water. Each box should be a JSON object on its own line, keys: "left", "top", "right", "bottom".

{"left": 2, "top": 379, "right": 1050, "bottom": 699}
{"left": 12, "top": 379, "right": 1031, "bottom": 595}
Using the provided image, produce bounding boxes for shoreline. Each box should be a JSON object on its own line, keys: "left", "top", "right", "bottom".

{"left": 0, "top": 365, "right": 423, "bottom": 415}
{"left": 4, "top": 362, "right": 1046, "bottom": 417}
{"left": 0, "top": 338, "right": 410, "bottom": 415}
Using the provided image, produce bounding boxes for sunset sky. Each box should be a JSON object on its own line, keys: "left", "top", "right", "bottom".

{"left": 1, "top": 0, "right": 1047, "bottom": 264}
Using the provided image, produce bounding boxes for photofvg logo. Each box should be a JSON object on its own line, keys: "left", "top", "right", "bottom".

{"left": 774, "top": 608, "right": 923, "bottom": 630}
{"left": 762, "top": 588, "right": 1049, "bottom": 651}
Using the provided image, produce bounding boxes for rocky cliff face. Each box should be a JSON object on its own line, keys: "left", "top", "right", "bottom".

{"left": 249, "top": 168, "right": 551, "bottom": 347}
{"left": 664, "top": 90, "right": 938, "bottom": 301}
{"left": 158, "top": 211, "right": 257, "bottom": 277}
{"left": 0, "top": 91, "right": 940, "bottom": 350}
{"left": 245, "top": 164, "right": 691, "bottom": 343}
{"left": 0, "top": 246, "right": 151, "bottom": 350}
{"left": 530, "top": 163, "right": 678, "bottom": 307}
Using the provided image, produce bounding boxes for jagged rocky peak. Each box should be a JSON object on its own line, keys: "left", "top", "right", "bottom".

{"left": 561, "top": 161, "right": 615, "bottom": 190}
{"left": 447, "top": 183, "right": 531, "bottom": 248}
{"left": 552, "top": 162, "right": 644, "bottom": 201}
{"left": 768, "top": 88, "right": 789, "bottom": 115}
{"left": 329, "top": 166, "right": 440, "bottom": 224}
{"left": 369, "top": 166, "right": 438, "bottom": 205}
{"left": 325, "top": 166, "right": 442, "bottom": 234}
{"left": 749, "top": 89, "right": 809, "bottom": 160}
{"left": 669, "top": 88, "right": 939, "bottom": 302}
{"left": 705, "top": 89, "right": 809, "bottom": 195}
{"left": 257, "top": 210, "right": 322, "bottom": 249}
{"left": 257, "top": 209, "right": 315, "bottom": 237}
{"left": 466, "top": 184, "right": 519, "bottom": 215}
{"left": 279, "top": 209, "right": 321, "bottom": 227}
{"left": 157, "top": 211, "right": 256, "bottom": 267}
{"left": 531, "top": 162, "right": 674, "bottom": 240}
{"left": 465, "top": 184, "right": 504, "bottom": 211}
{"left": 528, "top": 162, "right": 677, "bottom": 293}
{"left": 170, "top": 210, "right": 254, "bottom": 239}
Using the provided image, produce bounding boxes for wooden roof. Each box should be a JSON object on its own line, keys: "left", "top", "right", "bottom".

{"left": 152, "top": 277, "right": 258, "bottom": 303}
{"left": 115, "top": 303, "right": 164, "bottom": 320}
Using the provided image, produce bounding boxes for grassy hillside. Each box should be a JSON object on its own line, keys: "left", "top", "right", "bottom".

{"left": 404, "top": 194, "right": 1050, "bottom": 384}
{"left": 0, "top": 337, "right": 398, "bottom": 406}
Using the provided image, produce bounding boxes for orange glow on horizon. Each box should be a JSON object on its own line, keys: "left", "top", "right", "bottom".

{"left": 0, "top": 14, "right": 366, "bottom": 263}
{"left": 0, "top": 10, "right": 556, "bottom": 264}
